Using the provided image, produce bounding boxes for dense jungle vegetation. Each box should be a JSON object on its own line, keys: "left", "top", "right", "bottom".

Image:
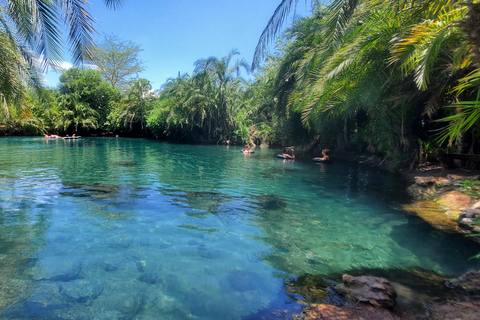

{"left": 1, "top": 0, "right": 480, "bottom": 169}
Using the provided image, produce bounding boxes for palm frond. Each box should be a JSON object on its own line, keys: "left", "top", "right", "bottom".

{"left": 390, "top": 6, "right": 467, "bottom": 90}
{"left": 422, "top": 93, "right": 441, "bottom": 117}
{"left": 324, "top": 0, "right": 359, "bottom": 48}
{"left": 103, "top": 0, "right": 124, "bottom": 10}
{"left": 252, "top": 0, "right": 301, "bottom": 71}
{"left": 61, "top": 0, "right": 96, "bottom": 65}
{"left": 454, "top": 69, "right": 480, "bottom": 96}
{"left": 436, "top": 98, "right": 480, "bottom": 145}
{"left": 36, "top": 0, "right": 63, "bottom": 70}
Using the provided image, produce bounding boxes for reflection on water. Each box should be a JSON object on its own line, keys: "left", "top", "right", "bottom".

{"left": 0, "top": 137, "right": 479, "bottom": 319}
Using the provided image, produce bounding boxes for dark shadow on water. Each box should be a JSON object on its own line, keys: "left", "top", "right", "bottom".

{"left": 112, "top": 161, "right": 138, "bottom": 167}
{"left": 61, "top": 181, "right": 147, "bottom": 200}
{"left": 255, "top": 194, "right": 287, "bottom": 211}
{"left": 285, "top": 274, "right": 344, "bottom": 304}
{"left": 389, "top": 216, "right": 480, "bottom": 275}
{"left": 59, "top": 182, "right": 147, "bottom": 220}
{"left": 260, "top": 167, "right": 296, "bottom": 179}
{"left": 326, "top": 266, "right": 451, "bottom": 297}
{"left": 326, "top": 266, "right": 458, "bottom": 313}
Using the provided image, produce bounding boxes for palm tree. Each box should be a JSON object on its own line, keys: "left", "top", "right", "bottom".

{"left": 389, "top": 1, "right": 480, "bottom": 147}
{"left": 257, "top": 0, "right": 480, "bottom": 161}
{"left": 194, "top": 49, "right": 250, "bottom": 141}
{"left": 121, "top": 78, "right": 153, "bottom": 137}
{"left": 55, "top": 93, "right": 98, "bottom": 133}
{"left": 0, "top": 0, "right": 123, "bottom": 120}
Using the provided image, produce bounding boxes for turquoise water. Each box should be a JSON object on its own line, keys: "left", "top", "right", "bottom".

{"left": 0, "top": 137, "right": 478, "bottom": 319}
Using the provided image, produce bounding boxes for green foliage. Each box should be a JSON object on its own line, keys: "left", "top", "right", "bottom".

{"left": 59, "top": 68, "right": 121, "bottom": 130}
{"left": 0, "top": 0, "right": 123, "bottom": 123}
{"left": 118, "top": 78, "right": 155, "bottom": 137}
{"left": 457, "top": 180, "right": 480, "bottom": 198}
{"left": 3, "top": 0, "right": 480, "bottom": 164}
{"left": 248, "top": 0, "right": 480, "bottom": 166}
{"left": 148, "top": 50, "right": 251, "bottom": 144}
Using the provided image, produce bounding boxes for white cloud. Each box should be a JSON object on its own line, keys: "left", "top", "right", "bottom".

{"left": 60, "top": 61, "right": 73, "bottom": 70}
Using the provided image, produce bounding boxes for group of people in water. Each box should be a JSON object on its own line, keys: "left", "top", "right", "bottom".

{"left": 44, "top": 134, "right": 60, "bottom": 139}
{"left": 243, "top": 145, "right": 330, "bottom": 162}
{"left": 44, "top": 134, "right": 79, "bottom": 139}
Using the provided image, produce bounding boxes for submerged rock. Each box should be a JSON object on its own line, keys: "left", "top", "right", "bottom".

{"left": 286, "top": 274, "right": 342, "bottom": 304}
{"left": 446, "top": 270, "right": 480, "bottom": 296}
{"left": 405, "top": 172, "right": 480, "bottom": 241}
{"left": 60, "top": 279, "right": 103, "bottom": 303}
{"left": 113, "top": 161, "right": 137, "bottom": 167}
{"left": 255, "top": 194, "right": 287, "bottom": 211}
{"left": 424, "top": 300, "right": 480, "bottom": 320}
{"left": 336, "top": 274, "right": 397, "bottom": 308}
{"left": 403, "top": 200, "right": 459, "bottom": 232}
{"left": 291, "top": 269, "right": 479, "bottom": 319}
{"left": 138, "top": 272, "right": 159, "bottom": 285}
{"left": 37, "top": 263, "right": 82, "bottom": 282}
{"left": 102, "top": 262, "right": 119, "bottom": 272}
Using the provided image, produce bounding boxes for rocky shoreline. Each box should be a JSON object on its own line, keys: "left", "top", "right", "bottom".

{"left": 289, "top": 269, "right": 480, "bottom": 320}
{"left": 402, "top": 167, "right": 480, "bottom": 242}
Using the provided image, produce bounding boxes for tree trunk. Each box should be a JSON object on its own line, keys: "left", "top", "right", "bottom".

{"left": 343, "top": 118, "right": 350, "bottom": 147}
{"left": 460, "top": 2, "right": 480, "bottom": 67}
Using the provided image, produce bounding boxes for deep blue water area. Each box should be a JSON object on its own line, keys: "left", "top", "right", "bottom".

{"left": 0, "top": 137, "right": 478, "bottom": 319}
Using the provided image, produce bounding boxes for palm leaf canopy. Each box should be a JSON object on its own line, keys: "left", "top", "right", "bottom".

{"left": 1, "top": 0, "right": 124, "bottom": 70}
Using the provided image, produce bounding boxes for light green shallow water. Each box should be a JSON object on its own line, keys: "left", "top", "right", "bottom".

{"left": 0, "top": 137, "right": 478, "bottom": 319}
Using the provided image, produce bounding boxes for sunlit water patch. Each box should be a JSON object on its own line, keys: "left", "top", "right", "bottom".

{"left": 0, "top": 137, "right": 478, "bottom": 319}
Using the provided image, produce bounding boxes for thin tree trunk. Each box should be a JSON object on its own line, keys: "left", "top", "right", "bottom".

{"left": 460, "top": 2, "right": 480, "bottom": 66}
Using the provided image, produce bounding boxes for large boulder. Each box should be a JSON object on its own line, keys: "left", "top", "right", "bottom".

{"left": 436, "top": 191, "right": 474, "bottom": 217}
{"left": 336, "top": 275, "right": 397, "bottom": 308}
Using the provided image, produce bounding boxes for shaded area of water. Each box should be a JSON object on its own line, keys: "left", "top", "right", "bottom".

{"left": 0, "top": 137, "right": 478, "bottom": 319}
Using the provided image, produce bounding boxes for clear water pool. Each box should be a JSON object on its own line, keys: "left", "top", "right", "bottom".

{"left": 0, "top": 137, "right": 478, "bottom": 319}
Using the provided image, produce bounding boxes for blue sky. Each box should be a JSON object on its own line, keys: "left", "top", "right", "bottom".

{"left": 42, "top": 0, "right": 312, "bottom": 90}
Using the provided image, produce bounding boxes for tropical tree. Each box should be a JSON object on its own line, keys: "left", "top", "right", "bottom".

{"left": 92, "top": 34, "right": 145, "bottom": 91}
{"left": 148, "top": 50, "right": 250, "bottom": 143}
{"left": 389, "top": 0, "right": 480, "bottom": 148}
{"left": 147, "top": 74, "right": 198, "bottom": 139}
{"left": 59, "top": 68, "right": 121, "bottom": 129}
{"left": 252, "top": 0, "right": 480, "bottom": 167}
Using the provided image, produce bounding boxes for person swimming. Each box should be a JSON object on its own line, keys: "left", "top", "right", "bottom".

{"left": 282, "top": 147, "right": 295, "bottom": 159}
{"left": 243, "top": 145, "right": 254, "bottom": 154}
{"left": 313, "top": 149, "right": 330, "bottom": 161}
